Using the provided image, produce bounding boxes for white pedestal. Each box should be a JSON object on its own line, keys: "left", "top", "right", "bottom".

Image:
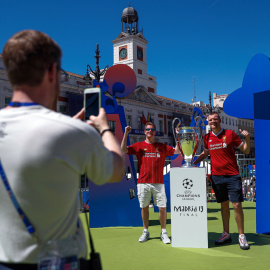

{"left": 170, "top": 167, "right": 208, "bottom": 248}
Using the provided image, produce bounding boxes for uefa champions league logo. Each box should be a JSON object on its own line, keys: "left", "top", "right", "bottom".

{"left": 182, "top": 178, "right": 193, "bottom": 190}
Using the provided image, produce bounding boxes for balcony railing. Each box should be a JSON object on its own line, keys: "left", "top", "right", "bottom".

{"left": 130, "top": 129, "right": 164, "bottom": 136}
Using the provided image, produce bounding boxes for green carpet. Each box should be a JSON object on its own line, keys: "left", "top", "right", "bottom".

{"left": 80, "top": 202, "right": 270, "bottom": 270}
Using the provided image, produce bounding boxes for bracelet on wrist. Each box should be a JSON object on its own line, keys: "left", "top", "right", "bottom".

{"left": 100, "top": 129, "right": 112, "bottom": 136}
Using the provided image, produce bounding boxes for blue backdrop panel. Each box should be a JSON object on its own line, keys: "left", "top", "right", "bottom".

{"left": 154, "top": 172, "right": 171, "bottom": 213}
{"left": 224, "top": 54, "right": 270, "bottom": 234}
{"left": 88, "top": 73, "right": 141, "bottom": 228}
{"left": 67, "top": 92, "right": 83, "bottom": 116}
{"left": 254, "top": 91, "right": 270, "bottom": 234}
{"left": 88, "top": 105, "right": 142, "bottom": 228}
{"left": 223, "top": 54, "right": 270, "bottom": 119}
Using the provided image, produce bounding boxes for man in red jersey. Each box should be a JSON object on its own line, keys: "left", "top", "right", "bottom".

{"left": 121, "top": 122, "right": 180, "bottom": 244}
{"left": 194, "top": 112, "right": 250, "bottom": 250}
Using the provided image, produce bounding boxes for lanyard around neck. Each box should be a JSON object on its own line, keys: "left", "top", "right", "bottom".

{"left": 0, "top": 160, "right": 37, "bottom": 239}
{"left": 9, "top": 102, "right": 39, "bottom": 107}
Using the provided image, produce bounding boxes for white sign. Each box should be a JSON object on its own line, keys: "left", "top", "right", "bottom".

{"left": 170, "top": 167, "right": 208, "bottom": 248}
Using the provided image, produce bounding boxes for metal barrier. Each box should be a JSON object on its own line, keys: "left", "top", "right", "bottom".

{"left": 79, "top": 174, "right": 89, "bottom": 212}
{"left": 133, "top": 157, "right": 256, "bottom": 202}
{"left": 238, "top": 158, "right": 256, "bottom": 202}
{"left": 79, "top": 157, "right": 256, "bottom": 211}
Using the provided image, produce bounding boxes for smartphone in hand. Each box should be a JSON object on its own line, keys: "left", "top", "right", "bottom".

{"left": 84, "top": 88, "right": 101, "bottom": 120}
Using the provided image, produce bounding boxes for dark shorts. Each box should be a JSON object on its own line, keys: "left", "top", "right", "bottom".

{"left": 211, "top": 175, "right": 243, "bottom": 203}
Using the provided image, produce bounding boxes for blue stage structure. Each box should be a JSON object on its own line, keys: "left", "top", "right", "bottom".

{"left": 223, "top": 54, "right": 270, "bottom": 234}
{"left": 88, "top": 65, "right": 142, "bottom": 228}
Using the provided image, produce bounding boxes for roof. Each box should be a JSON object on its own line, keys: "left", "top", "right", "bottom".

{"left": 66, "top": 71, "right": 84, "bottom": 79}
{"left": 156, "top": 95, "right": 193, "bottom": 106}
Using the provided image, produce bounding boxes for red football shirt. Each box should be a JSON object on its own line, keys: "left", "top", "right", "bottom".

{"left": 127, "top": 141, "right": 175, "bottom": 184}
{"left": 204, "top": 129, "right": 243, "bottom": 175}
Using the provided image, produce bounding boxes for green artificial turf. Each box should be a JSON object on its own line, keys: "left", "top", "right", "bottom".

{"left": 80, "top": 202, "right": 270, "bottom": 270}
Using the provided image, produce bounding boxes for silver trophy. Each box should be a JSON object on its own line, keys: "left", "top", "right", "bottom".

{"left": 173, "top": 116, "right": 205, "bottom": 168}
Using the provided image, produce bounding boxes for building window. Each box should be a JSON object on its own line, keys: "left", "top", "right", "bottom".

{"left": 148, "top": 87, "right": 155, "bottom": 93}
{"left": 229, "top": 119, "right": 231, "bottom": 125}
{"left": 59, "top": 105, "right": 67, "bottom": 114}
{"left": 233, "top": 119, "right": 234, "bottom": 126}
{"left": 222, "top": 116, "right": 224, "bottom": 123}
{"left": 159, "top": 120, "right": 163, "bottom": 132}
{"left": 226, "top": 118, "right": 227, "bottom": 124}
{"left": 138, "top": 117, "right": 143, "bottom": 130}
{"left": 168, "top": 121, "right": 172, "bottom": 136}
{"left": 236, "top": 120, "right": 237, "bottom": 126}
{"left": 126, "top": 115, "right": 132, "bottom": 126}
{"left": 138, "top": 69, "right": 142, "bottom": 75}
{"left": 5, "top": 97, "right": 12, "bottom": 107}
{"left": 109, "top": 121, "right": 116, "bottom": 133}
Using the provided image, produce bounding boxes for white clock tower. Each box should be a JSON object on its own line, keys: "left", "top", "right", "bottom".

{"left": 112, "top": 5, "right": 157, "bottom": 94}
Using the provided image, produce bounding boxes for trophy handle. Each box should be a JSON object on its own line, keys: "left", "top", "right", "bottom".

{"left": 172, "top": 118, "right": 184, "bottom": 158}
{"left": 191, "top": 116, "right": 204, "bottom": 164}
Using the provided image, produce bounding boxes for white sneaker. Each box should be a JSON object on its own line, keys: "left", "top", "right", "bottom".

{"left": 239, "top": 234, "right": 250, "bottom": 250}
{"left": 139, "top": 231, "right": 149, "bottom": 242}
{"left": 160, "top": 232, "right": 171, "bottom": 244}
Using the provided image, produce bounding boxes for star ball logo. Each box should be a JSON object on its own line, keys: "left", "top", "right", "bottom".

{"left": 183, "top": 178, "right": 193, "bottom": 190}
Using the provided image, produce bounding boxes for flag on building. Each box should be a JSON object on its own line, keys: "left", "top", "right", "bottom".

{"left": 147, "top": 113, "right": 152, "bottom": 122}
{"left": 142, "top": 113, "right": 147, "bottom": 125}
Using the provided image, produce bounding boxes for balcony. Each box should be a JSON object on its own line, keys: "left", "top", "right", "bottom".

{"left": 130, "top": 129, "right": 164, "bottom": 136}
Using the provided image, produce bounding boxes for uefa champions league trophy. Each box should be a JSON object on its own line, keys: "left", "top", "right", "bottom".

{"left": 170, "top": 115, "right": 208, "bottom": 248}
{"left": 172, "top": 116, "right": 205, "bottom": 168}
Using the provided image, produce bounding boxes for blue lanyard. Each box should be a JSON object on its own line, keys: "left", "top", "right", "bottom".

{"left": 0, "top": 160, "right": 36, "bottom": 237}
{"left": 9, "top": 102, "right": 39, "bottom": 107}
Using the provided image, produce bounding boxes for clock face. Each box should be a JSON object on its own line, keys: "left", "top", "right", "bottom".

{"left": 137, "top": 48, "right": 143, "bottom": 60}
{"left": 119, "top": 48, "right": 127, "bottom": 59}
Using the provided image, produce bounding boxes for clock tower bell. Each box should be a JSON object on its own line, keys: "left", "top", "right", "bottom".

{"left": 112, "top": 5, "right": 157, "bottom": 94}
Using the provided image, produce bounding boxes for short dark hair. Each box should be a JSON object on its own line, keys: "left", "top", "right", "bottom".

{"left": 208, "top": 112, "right": 221, "bottom": 120}
{"left": 3, "top": 30, "right": 62, "bottom": 87}
{"left": 145, "top": 122, "right": 156, "bottom": 129}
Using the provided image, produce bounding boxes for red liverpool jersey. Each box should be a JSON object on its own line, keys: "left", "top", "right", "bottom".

{"left": 204, "top": 129, "right": 243, "bottom": 175}
{"left": 127, "top": 141, "right": 175, "bottom": 184}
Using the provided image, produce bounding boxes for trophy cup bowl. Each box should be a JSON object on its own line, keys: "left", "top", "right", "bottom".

{"left": 173, "top": 118, "right": 204, "bottom": 168}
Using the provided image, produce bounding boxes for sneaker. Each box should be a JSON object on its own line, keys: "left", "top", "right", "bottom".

{"left": 160, "top": 232, "right": 171, "bottom": 244}
{"left": 139, "top": 231, "right": 149, "bottom": 242}
{"left": 215, "top": 231, "right": 232, "bottom": 245}
{"left": 239, "top": 234, "right": 250, "bottom": 250}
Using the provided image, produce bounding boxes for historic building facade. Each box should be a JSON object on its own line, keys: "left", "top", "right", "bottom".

{"left": 111, "top": 5, "right": 193, "bottom": 145}
{"left": 0, "top": 5, "right": 194, "bottom": 147}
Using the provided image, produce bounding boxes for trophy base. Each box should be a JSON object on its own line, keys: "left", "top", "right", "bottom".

{"left": 181, "top": 162, "right": 197, "bottom": 168}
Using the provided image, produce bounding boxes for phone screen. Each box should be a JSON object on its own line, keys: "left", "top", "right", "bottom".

{"left": 85, "top": 92, "right": 99, "bottom": 120}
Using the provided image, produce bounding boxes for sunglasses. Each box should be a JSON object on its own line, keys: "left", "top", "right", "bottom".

{"left": 145, "top": 128, "right": 155, "bottom": 131}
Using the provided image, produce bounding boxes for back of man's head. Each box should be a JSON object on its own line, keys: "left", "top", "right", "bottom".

{"left": 3, "top": 30, "right": 62, "bottom": 87}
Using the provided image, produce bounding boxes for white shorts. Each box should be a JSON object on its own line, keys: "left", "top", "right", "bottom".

{"left": 137, "top": 183, "right": 167, "bottom": 208}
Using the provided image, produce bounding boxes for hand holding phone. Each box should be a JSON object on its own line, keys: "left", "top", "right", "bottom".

{"left": 89, "top": 108, "right": 110, "bottom": 132}
{"left": 84, "top": 88, "right": 101, "bottom": 120}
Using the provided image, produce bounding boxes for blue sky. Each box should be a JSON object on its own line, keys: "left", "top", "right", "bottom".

{"left": 1, "top": 0, "right": 270, "bottom": 104}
